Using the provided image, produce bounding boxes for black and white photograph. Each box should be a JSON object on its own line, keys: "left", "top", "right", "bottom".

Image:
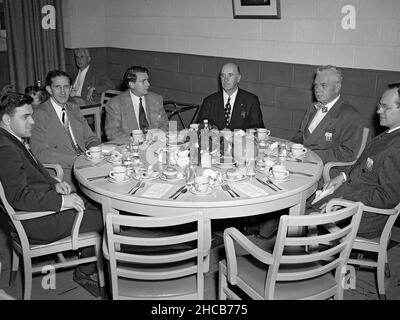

{"left": 0, "top": 0, "right": 399, "bottom": 307}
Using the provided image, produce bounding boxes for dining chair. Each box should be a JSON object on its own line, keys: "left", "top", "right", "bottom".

{"left": 0, "top": 181, "right": 105, "bottom": 300}
{"left": 163, "top": 100, "right": 200, "bottom": 129}
{"left": 218, "top": 199, "right": 363, "bottom": 300}
{"left": 322, "top": 127, "right": 370, "bottom": 183}
{"left": 43, "top": 163, "right": 64, "bottom": 181}
{"left": 103, "top": 211, "right": 210, "bottom": 300}
{"left": 344, "top": 201, "right": 400, "bottom": 299}
{"left": 100, "top": 89, "right": 122, "bottom": 112}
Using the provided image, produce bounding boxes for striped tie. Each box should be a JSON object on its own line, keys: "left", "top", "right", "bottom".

{"left": 224, "top": 97, "right": 231, "bottom": 128}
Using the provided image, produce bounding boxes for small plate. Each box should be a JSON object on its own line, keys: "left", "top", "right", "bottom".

{"left": 267, "top": 173, "right": 290, "bottom": 183}
{"left": 189, "top": 186, "right": 214, "bottom": 195}
{"left": 107, "top": 176, "right": 131, "bottom": 184}
{"left": 223, "top": 173, "right": 247, "bottom": 182}
{"left": 84, "top": 154, "right": 105, "bottom": 163}
{"left": 288, "top": 151, "right": 307, "bottom": 160}
{"left": 159, "top": 174, "right": 185, "bottom": 182}
{"left": 132, "top": 172, "right": 161, "bottom": 181}
{"left": 213, "top": 157, "right": 237, "bottom": 169}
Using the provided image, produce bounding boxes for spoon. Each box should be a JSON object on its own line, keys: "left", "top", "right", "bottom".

{"left": 173, "top": 188, "right": 188, "bottom": 200}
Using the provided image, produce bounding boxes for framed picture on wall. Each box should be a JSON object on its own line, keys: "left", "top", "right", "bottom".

{"left": 232, "top": 0, "right": 281, "bottom": 19}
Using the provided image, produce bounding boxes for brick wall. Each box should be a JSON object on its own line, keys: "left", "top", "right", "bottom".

{"left": 66, "top": 47, "right": 400, "bottom": 140}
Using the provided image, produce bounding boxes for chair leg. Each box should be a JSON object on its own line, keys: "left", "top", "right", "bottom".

{"left": 22, "top": 255, "right": 33, "bottom": 300}
{"left": 376, "top": 252, "right": 386, "bottom": 298}
{"left": 9, "top": 249, "right": 19, "bottom": 286}
{"left": 218, "top": 262, "right": 227, "bottom": 300}
{"left": 384, "top": 254, "right": 391, "bottom": 278}
{"left": 94, "top": 241, "right": 106, "bottom": 299}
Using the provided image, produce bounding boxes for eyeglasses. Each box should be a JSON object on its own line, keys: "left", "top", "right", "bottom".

{"left": 377, "top": 103, "right": 399, "bottom": 111}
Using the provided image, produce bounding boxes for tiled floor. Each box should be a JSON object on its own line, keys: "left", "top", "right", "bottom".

{"left": 1, "top": 227, "right": 400, "bottom": 300}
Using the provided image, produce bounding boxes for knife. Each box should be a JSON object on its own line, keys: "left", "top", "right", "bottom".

{"left": 169, "top": 185, "right": 185, "bottom": 199}
{"left": 87, "top": 175, "right": 108, "bottom": 181}
{"left": 256, "top": 177, "right": 277, "bottom": 191}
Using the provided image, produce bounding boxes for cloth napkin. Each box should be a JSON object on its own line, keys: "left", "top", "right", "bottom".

{"left": 141, "top": 183, "right": 174, "bottom": 198}
{"left": 231, "top": 182, "right": 268, "bottom": 198}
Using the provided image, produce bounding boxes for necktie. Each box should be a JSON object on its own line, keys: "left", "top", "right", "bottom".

{"left": 224, "top": 97, "right": 231, "bottom": 128}
{"left": 314, "top": 102, "right": 328, "bottom": 113}
{"left": 139, "top": 97, "right": 149, "bottom": 131}
{"left": 61, "top": 107, "right": 84, "bottom": 155}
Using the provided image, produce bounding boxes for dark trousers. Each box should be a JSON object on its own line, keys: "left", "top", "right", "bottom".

{"left": 21, "top": 200, "right": 103, "bottom": 274}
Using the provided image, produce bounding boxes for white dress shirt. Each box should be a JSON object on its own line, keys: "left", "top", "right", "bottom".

{"left": 223, "top": 88, "right": 238, "bottom": 123}
{"left": 308, "top": 95, "right": 340, "bottom": 134}
{"left": 73, "top": 65, "right": 90, "bottom": 96}
{"left": 129, "top": 91, "right": 148, "bottom": 126}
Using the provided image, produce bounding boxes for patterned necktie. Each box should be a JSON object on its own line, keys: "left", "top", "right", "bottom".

{"left": 224, "top": 97, "right": 231, "bottom": 128}
{"left": 139, "top": 97, "right": 149, "bottom": 131}
{"left": 61, "top": 107, "right": 84, "bottom": 155}
{"left": 22, "top": 138, "right": 37, "bottom": 163}
{"left": 314, "top": 102, "right": 328, "bottom": 113}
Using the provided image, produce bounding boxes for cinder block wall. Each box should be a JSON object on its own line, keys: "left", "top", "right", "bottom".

{"left": 66, "top": 47, "right": 400, "bottom": 140}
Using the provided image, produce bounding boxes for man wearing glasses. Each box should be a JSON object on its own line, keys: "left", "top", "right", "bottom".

{"left": 311, "top": 85, "right": 400, "bottom": 238}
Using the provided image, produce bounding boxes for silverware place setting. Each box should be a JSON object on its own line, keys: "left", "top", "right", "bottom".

{"left": 169, "top": 186, "right": 186, "bottom": 199}
{"left": 266, "top": 177, "right": 283, "bottom": 191}
{"left": 256, "top": 177, "right": 278, "bottom": 192}
{"left": 76, "top": 162, "right": 104, "bottom": 170}
{"left": 129, "top": 182, "right": 145, "bottom": 195}
{"left": 288, "top": 170, "right": 313, "bottom": 177}
{"left": 87, "top": 174, "right": 109, "bottom": 181}
{"left": 221, "top": 184, "right": 240, "bottom": 198}
{"left": 172, "top": 187, "right": 188, "bottom": 200}
{"left": 287, "top": 158, "right": 318, "bottom": 165}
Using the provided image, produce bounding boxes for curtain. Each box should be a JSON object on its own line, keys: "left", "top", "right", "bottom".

{"left": 4, "top": 0, "right": 65, "bottom": 93}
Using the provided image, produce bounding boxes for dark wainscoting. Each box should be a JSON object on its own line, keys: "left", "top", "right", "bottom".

{"left": 66, "top": 47, "right": 400, "bottom": 140}
{"left": 0, "top": 51, "right": 10, "bottom": 90}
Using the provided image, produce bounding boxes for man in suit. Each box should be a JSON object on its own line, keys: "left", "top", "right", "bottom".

{"left": 0, "top": 93, "right": 103, "bottom": 297}
{"left": 30, "top": 70, "right": 101, "bottom": 191}
{"left": 70, "top": 48, "right": 115, "bottom": 103}
{"left": 293, "top": 65, "right": 364, "bottom": 164}
{"left": 310, "top": 86, "right": 400, "bottom": 238}
{"left": 105, "top": 66, "right": 169, "bottom": 141}
{"left": 197, "top": 62, "right": 264, "bottom": 130}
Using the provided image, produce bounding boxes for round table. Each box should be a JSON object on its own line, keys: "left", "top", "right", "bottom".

{"left": 74, "top": 139, "right": 323, "bottom": 225}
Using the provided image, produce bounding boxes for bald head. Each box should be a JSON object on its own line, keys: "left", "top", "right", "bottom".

{"left": 220, "top": 63, "right": 241, "bottom": 95}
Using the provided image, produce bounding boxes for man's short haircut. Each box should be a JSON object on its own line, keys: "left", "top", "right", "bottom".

{"left": 220, "top": 63, "right": 241, "bottom": 75}
{"left": 388, "top": 84, "right": 400, "bottom": 108}
{"left": 45, "top": 70, "right": 72, "bottom": 87}
{"left": 0, "top": 93, "right": 33, "bottom": 120}
{"left": 74, "top": 48, "right": 90, "bottom": 58}
{"left": 123, "top": 66, "right": 149, "bottom": 87}
{"left": 316, "top": 65, "right": 343, "bottom": 85}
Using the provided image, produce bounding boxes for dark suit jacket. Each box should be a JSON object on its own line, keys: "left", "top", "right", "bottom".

{"left": 30, "top": 99, "right": 101, "bottom": 189}
{"left": 197, "top": 88, "right": 265, "bottom": 130}
{"left": 72, "top": 65, "right": 115, "bottom": 103}
{"left": 0, "top": 128, "right": 61, "bottom": 212}
{"left": 105, "top": 90, "right": 169, "bottom": 140}
{"left": 313, "top": 129, "right": 400, "bottom": 238}
{"left": 292, "top": 98, "right": 364, "bottom": 164}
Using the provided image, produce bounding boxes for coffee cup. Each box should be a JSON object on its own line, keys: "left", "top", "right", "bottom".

{"left": 257, "top": 128, "right": 271, "bottom": 140}
{"left": 85, "top": 146, "right": 102, "bottom": 159}
{"left": 194, "top": 176, "right": 210, "bottom": 193}
{"left": 163, "top": 167, "right": 178, "bottom": 179}
{"left": 109, "top": 166, "right": 127, "bottom": 182}
{"left": 272, "top": 165, "right": 289, "bottom": 180}
{"left": 291, "top": 144, "right": 307, "bottom": 158}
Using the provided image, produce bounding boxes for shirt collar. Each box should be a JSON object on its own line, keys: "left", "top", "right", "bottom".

{"left": 388, "top": 125, "right": 400, "bottom": 133}
{"left": 129, "top": 91, "right": 144, "bottom": 104}
{"left": 223, "top": 88, "right": 238, "bottom": 103}
{"left": 322, "top": 95, "right": 340, "bottom": 112}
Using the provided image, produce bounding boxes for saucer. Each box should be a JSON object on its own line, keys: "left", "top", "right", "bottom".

{"left": 107, "top": 176, "right": 131, "bottom": 184}
{"left": 223, "top": 173, "right": 246, "bottom": 182}
{"left": 189, "top": 186, "right": 214, "bottom": 195}
{"left": 101, "top": 145, "right": 116, "bottom": 155}
{"left": 267, "top": 172, "right": 290, "bottom": 183}
{"left": 132, "top": 172, "right": 160, "bottom": 181}
{"left": 84, "top": 154, "right": 105, "bottom": 163}
{"left": 159, "top": 174, "right": 185, "bottom": 182}
{"left": 288, "top": 151, "right": 307, "bottom": 160}
{"left": 256, "top": 166, "right": 272, "bottom": 174}
{"left": 213, "top": 157, "right": 237, "bottom": 169}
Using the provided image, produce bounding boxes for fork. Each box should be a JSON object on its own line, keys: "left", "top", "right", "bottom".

{"left": 131, "top": 182, "right": 145, "bottom": 195}
{"left": 266, "top": 178, "right": 283, "bottom": 191}
{"left": 221, "top": 184, "right": 235, "bottom": 198}
{"left": 127, "top": 181, "right": 141, "bottom": 194}
{"left": 226, "top": 184, "right": 240, "bottom": 197}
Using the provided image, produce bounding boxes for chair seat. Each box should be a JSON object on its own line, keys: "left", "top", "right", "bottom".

{"left": 118, "top": 274, "right": 198, "bottom": 299}
{"left": 29, "top": 232, "right": 100, "bottom": 250}
{"left": 222, "top": 256, "right": 337, "bottom": 300}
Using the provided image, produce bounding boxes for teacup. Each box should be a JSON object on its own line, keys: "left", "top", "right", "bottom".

{"left": 257, "top": 128, "right": 271, "bottom": 140}
{"left": 263, "top": 158, "right": 275, "bottom": 168}
{"left": 85, "top": 146, "right": 102, "bottom": 160}
{"left": 291, "top": 144, "right": 307, "bottom": 158}
{"left": 109, "top": 166, "right": 127, "bottom": 182}
{"left": 272, "top": 165, "right": 289, "bottom": 180}
{"left": 190, "top": 123, "right": 199, "bottom": 131}
{"left": 194, "top": 176, "right": 210, "bottom": 193}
